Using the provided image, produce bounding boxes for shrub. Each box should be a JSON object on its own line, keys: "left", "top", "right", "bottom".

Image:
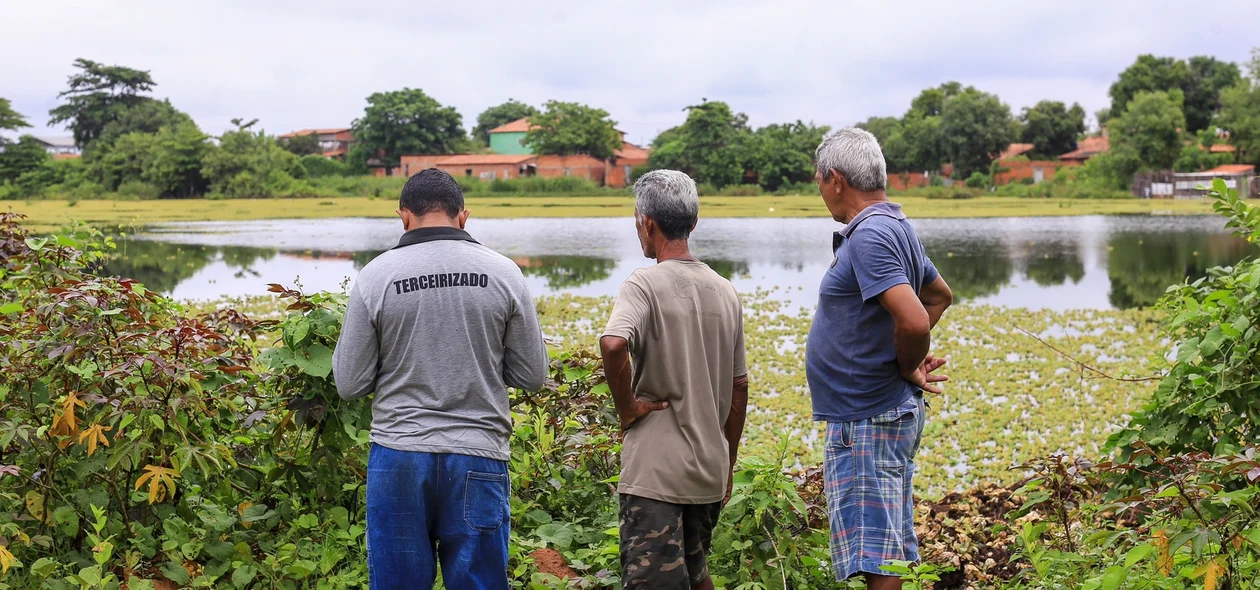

{"left": 297, "top": 154, "right": 347, "bottom": 178}
{"left": 717, "top": 184, "right": 764, "bottom": 197}
{"left": 965, "top": 172, "right": 992, "bottom": 189}
{"left": 116, "top": 180, "right": 161, "bottom": 200}
{"left": 922, "top": 186, "right": 979, "bottom": 200}
{"left": 1108, "top": 179, "right": 1260, "bottom": 468}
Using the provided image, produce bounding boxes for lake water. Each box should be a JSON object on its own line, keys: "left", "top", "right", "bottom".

{"left": 107, "top": 215, "right": 1256, "bottom": 310}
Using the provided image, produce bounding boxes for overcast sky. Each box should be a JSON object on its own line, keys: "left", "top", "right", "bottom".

{"left": 3, "top": 0, "right": 1256, "bottom": 146}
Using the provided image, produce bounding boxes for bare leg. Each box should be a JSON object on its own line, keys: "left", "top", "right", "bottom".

{"left": 867, "top": 573, "right": 903, "bottom": 590}
{"left": 691, "top": 575, "right": 715, "bottom": 590}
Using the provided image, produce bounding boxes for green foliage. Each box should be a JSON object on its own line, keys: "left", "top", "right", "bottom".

{"left": 1109, "top": 54, "right": 1240, "bottom": 133}
{"left": 1019, "top": 101, "right": 1087, "bottom": 159}
{"left": 87, "top": 100, "right": 193, "bottom": 160}
{"left": 522, "top": 101, "right": 621, "bottom": 160}
{"left": 47, "top": 59, "right": 158, "bottom": 150}
{"left": 201, "top": 119, "right": 306, "bottom": 198}
{"left": 1106, "top": 181, "right": 1260, "bottom": 471}
{"left": 965, "top": 171, "right": 992, "bottom": 189}
{"left": 1215, "top": 74, "right": 1260, "bottom": 165}
{"left": 472, "top": 99, "right": 539, "bottom": 146}
{"left": 89, "top": 120, "right": 208, "bottom": 197}
{"left": 1091, "top": 90, "right": 1188, "bottom": 188}
{"left": 280, "top": 134, "right": 322, "bottom": 157}
{"left": 1173, "top": 143, "right": 1234, "bottom": 173}
{"left": 0, "top": 98, "right": 30, "bottom": 134}
{"left": 297, "top": 155, "right": 347, "bottom": 179}
{"left": 0, "top": 136, "right": 52, "bottom": 189}
{"left": 940, "top": 87, "right": 1016, "bottom": 178}
{"left": 742, "top": 121, "right": 830, "bottom": 192}
{"left": 647, "top": 100, "right": 749, "bottom": 188}
{"left": 351, "top": 88, "right": 466, "bottom": 167}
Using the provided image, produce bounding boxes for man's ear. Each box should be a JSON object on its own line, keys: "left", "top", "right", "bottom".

{"left": 457, "top": 209, "right": 471, "bottom": 229}
{"left": 641, "top": 215, "right": 657, "bottom": 238}
{"left": 827, "top": 169, "right": 849, "bottom": 195}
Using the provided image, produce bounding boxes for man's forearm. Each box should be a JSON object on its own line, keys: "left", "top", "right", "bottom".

{"left": 724, "top": 375, "right": 749, "bottom": 467}
{"left": 599, "top": 337, "right": 638, "bottom": 421}
{"left": 925, "top": 303, "right": 948, "bottom": 329}
{"left": 894, "top": 327, "right": 931, "bottom": 379}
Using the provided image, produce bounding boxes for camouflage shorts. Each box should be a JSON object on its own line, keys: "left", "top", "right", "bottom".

{"left": 618, "top": 494, "right": 723, "bottom": 589}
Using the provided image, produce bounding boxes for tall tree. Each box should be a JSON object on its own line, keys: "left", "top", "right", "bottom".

{"left": 1019, "top": 101, "right": 1087, "bottom": 159}
{"left": 1101, "top": 89, "right": 1187, "bottom": 185}
{"left": 1217, "top": 77, "right": 1260, "bottom": 165}
{"left": 1183, "top": 56, "right": 1242, "bottom": 133}
{"left": 1109, "top": 55, "right": 1239, "bottom": 132}
{"left": 646, "top": 100, "right": 750, "bottom": 188}
{"left": 908, "top": 81, "right": 964, "bottom": 118}
{"left": 940, "top": 88, "right": 1015, "bottom": 177}
{"left": 0, "top": 98, "right": 30, "bottom": 140}
{"left": 743, "top": 121, "right": 830, "bottom": 191}
{"left": 352, "top": 88, "right": 466, "bottom": 167}
{"left": 48, "top": 59, "right": 157, "bottom": 149}
{"left": 857, "top": 116, "right": 912, "bottom": 172}
{"left": 523, "top": 101, "right": 622, "bottom": 160}
{"left": 472, "top": 99, "right": 539, "bottom": 146}
{"left": 90, "top": 120, "right": 208, "bottom": 197}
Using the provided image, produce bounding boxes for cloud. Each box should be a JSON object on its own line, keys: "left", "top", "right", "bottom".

{"left": 2, "top": 0, "right": 1256, "bottom": 145}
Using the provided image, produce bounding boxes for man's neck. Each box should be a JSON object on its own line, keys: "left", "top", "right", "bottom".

{"left": 404, "top": 213, "right": 462, "bottom": 232}
{"left": 655, "top": 239, "right": 697, "bottom": 264}
{"left": 839, "top": 191, "right": 890, "bottom": 224}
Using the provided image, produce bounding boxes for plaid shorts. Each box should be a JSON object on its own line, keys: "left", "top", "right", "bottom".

{"left": 823, "top": 393, "right": 926, "bottom": 581}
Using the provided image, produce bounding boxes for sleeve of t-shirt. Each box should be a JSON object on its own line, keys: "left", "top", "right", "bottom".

{"left": 922, "top": 253, "right": 940, "bottom": 287}
{"left": 850, "top": 223, "right": 911, "bottom": 302}
{"left": 733, "top": 290, "right": 747, "bottom": 378}
{"left": 602, "top": 275, "right": 651, "bottom": 351}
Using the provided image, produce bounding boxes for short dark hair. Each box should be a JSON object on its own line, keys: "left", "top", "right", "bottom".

{"left": 400, "top": 169, "right": 464, "bottom": 218}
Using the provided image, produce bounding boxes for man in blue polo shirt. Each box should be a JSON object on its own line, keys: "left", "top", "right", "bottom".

{"left": 806, "top": 128, "right": 953, "bottom": 589}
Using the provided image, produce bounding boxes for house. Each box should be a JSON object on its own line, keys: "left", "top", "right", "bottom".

{"left": 30, "top": 136, "right": 80, "bottom": 160}
{"left": 276, "top": 128, "right": 355, "bottom": 159}
{"left": 1132, "top": 164, "right": 1257, "bottom": 199}
{"left": 993, "top": 142, "right": 1077, "bottom": 185}
{"left": 404, "top": 117, "right": 651, "bottom": 188}
{"left": 1209, "top": 144, "right": 1238, "bottom": 154}
{"left": 1058, "top": 136, "right": 1110, "bottom": 163}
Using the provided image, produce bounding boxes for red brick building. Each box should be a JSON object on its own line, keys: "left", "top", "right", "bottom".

{"left": 277, "top": 128, "right": 355, "bottom": 159}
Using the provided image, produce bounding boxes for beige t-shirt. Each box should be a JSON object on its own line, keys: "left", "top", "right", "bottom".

{"left": 602, "top": 260, "right": 747, "bottom": 504}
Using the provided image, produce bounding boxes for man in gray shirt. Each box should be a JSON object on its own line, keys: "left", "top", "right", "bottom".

{"left": 333, "top": 168, "right": 549, "bottom": 590}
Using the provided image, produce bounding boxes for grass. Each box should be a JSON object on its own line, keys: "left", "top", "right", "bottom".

{"left": 6, "top": 194, "right": 1217, "bottom": 231}
{"left": 189, "top": 291, "right": 1164, "bottom": 499}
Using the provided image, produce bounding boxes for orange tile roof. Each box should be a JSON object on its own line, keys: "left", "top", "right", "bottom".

{"left": 433, "top": 154, "right": 537, "bottom": 166}
{"left": 1059, "top": 136, "right": 1110, "bottom": 160}
{"left": 615, "top": 141, "right": 650, "bottom": 161}
{"left": 322, "top": 149, "right": 347, "bottom": 158}
{"left": 999, "top": 143, "right": 1035, "bottom": 160}
{"left": 488, "top": 118, "right": 534, "bottom": 134}
{"left": 1206, "top": 164, "right": 1256, "bottom": 175}
{"left": 1209, "top": 144, "right": 1238, "bottom": 153}
{"left": 277, "top": 127, "right": 351, "bottom": 138}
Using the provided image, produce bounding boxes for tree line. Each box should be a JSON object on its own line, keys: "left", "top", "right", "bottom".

{"left": 2, "top": 50, "right": 1258, "bottom": 199}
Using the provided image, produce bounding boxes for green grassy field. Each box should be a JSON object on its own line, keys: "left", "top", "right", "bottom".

{"left": 6, "top": 194, "right": 1217, "bottom": 230}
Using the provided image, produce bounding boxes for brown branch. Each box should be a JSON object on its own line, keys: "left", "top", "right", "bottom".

{"left": 1013, "top": 326, "right": 1163, "bottom": 383}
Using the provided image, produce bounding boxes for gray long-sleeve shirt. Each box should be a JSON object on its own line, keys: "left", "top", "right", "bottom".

{"left": 332, "top": 226, "right": 549, "bottom": 461}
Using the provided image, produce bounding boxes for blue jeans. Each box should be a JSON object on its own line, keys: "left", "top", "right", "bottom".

{"left": 366, "top": 444, "right": 510, "bottom": 590}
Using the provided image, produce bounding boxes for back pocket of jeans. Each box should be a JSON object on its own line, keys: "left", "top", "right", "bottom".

{"left": 464, "top": 471, "right": 508, "bottom": 533}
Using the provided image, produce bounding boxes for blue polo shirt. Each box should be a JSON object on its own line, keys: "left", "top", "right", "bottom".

{"left": 806, "top": 202, "right": 938, "bottom": 423}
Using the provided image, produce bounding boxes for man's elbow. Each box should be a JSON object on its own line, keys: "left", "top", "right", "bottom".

{"left": 335, "top": 380, "right": 373, "bottom": 401}
{"left": 600, "top": 335, "right": 627, "bottom": 358}
{"left": 895, "top": 316, "right": 932, "bottom": 340}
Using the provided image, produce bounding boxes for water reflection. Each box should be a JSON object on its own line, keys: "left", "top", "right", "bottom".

{"left": 108, "top": 216, "right": 1256, "bottom": 310}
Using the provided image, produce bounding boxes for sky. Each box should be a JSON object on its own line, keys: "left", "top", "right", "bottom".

{"left": 2, "top": 0, "right": 1257, "bottom": 147}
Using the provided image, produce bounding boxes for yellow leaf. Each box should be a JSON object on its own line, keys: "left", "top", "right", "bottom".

{"left": 1191, "top": 556, "right": 1228, "bottom": 590}
{"left": 237, "top": 502, "right": 254, "bottom": 529}
{"left": 24, "top": 490, "right": 47, "bottom": 523}
{"left": 1153, "top": 529, "right": 1173, "bottom": 576}
{"left": 49, "top": 392, "right": 86, "bottom": 444}
{"left": 0, "top": 544, "right": 13, "bottom": 574}
{"left": 78, "top": 424, "right": 111, "bottom": 457}
{"left": 134, "top": 464, "right": 180, "bottom": 505}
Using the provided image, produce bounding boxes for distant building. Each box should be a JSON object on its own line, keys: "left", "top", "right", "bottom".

{"left": 276, "top": 128, "right": 354, "bottom": 159}
{"left": 30, "top": 136, "right": 80, "bottom": 160}
{"left": 1132, "top": 164, "right": 1258, "bottom": 199}
{"left": 993, "top": 143, "right": 1077, "bottom": 185}
{"left": 404, "top": 117, "right": 651, "bottom": 188}
{"left": 1208, "top": 143, "right": 1237, "bottom": 154}
{"left": 1058, "top": 136, "right": 1110, "bottom": 163}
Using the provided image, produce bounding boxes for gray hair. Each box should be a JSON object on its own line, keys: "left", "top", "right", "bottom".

{"left": 633, "top": 170, "right": 699, "bottom": 240}
{"left": 815, "top": 127, "right": 887, "bottom": 191}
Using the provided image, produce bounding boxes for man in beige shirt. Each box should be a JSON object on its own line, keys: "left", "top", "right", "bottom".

{"left": 600, "top": 170, "right": 749, "bottom": 590}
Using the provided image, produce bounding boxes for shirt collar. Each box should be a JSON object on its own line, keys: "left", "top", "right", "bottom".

{"left": 832, "top": 201, "right": 906, "bottom": 251}
{"left": 392, "top": 226, "right": 480, "bottom": 250}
